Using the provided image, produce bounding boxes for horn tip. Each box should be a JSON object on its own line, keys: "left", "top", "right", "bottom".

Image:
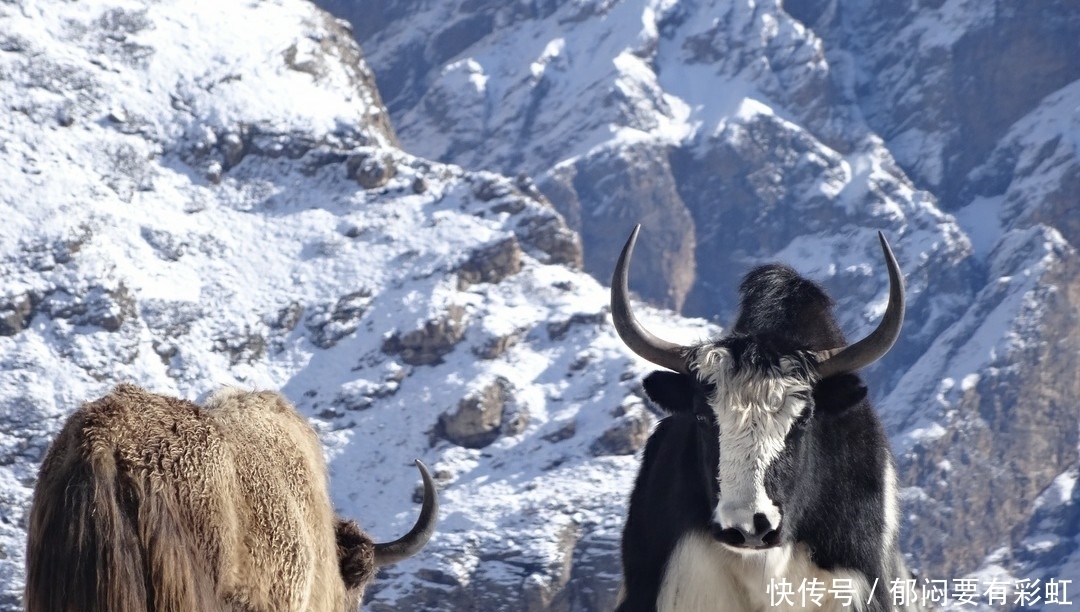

{"left": 413, "top": 459, "right": 433, "bottom": 480}
{"left": 626, "top": 224, "right": 642, "bottom": 250}
{"left": 876, "top": 231, "right": 900, "bottom": 265}
{"left": 876, "top": 230, "right": 895, "bottom": 252}
{"left": 613, "top": 225, "right": 643, "bottom": 288}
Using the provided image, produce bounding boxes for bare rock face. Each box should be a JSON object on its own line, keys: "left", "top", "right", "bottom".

{"left": 38, "top": 284, "right": 137, "bottom": 333}
{"left": 0, "top": 294, "right": 34, "bottom": 336}
{"left": 437, "top": 377, "right": 527, "bottom": 448}
{"left": 965, "top": 82, "right": 1080, "bottom": 250}
{"left": 540, "top": 142, "right": 695, "bottom": 311}
{"left": 438, "top": 379, "right": 506, "bottom": 448}
{"left": 211, "top": 327, "right": 268, "bottom": 366}
{"left": 347, "top": 149, "right": 397, "bottom": 189}
{"left": 306, "top": 289, "right": 373, "bottom": 349}
{"left": 288, "top": 11, "right": 399, "bottom": 146}
{"left": 893, "top": 229, "right": 1080, "bottom": 579}
{"left": 517, "top": 212, "right": 583, "bottom": 269}
{"left": 472, "top": 326, "right": 526, "bottom": 360}
{"left": 545, "top": 312, "right": 607, "bottom": 343}
{"left": 382, "top": 305, "right": 468, "bottom": 365}
{"left": 590, "top": 403, "right": 652, "bottom": 457}
{"left": 456, "top": 236, "right": 523, "bottom": 289}
{"left": 464, "top": 172, "right": 584, "bottom": 269}
{"left": 365, "top": 510, "right": 625, "bottom": 612}
{"left": 800, "top": 0, "right": 1080, "bottom": 208}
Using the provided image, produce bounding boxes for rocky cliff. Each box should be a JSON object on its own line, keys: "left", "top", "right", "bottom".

{"left": 0, "top": 1, "right": 635, "bottom": 610}
{"left": 319, "top": 0, "right": 1080, "bottom": 609}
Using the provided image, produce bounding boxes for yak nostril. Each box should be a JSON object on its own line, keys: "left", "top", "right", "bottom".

{"left": 762, "top": 528, "right": 781, "bottom": 546}
{"left": 710, "top": 524, "right": 746, "bottom": 546}
{"left": 753, "top": 513, "right": 772, "bottom": 535}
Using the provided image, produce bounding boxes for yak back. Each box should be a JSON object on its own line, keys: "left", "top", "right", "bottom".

{"left": 25, "top": 383, "right": 361, "bottom": 612}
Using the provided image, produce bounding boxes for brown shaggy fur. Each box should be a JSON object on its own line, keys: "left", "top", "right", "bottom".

{"left": 25, "top": 384, "right": 377, "bottom": 612}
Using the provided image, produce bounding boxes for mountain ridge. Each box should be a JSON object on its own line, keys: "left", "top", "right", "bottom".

{"left": 0, "top": 0, "right": 1076, "bottom": 610}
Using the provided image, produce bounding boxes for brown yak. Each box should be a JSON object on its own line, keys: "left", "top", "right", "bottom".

{"left": 24, "top": 383, "right": 438, "bottom": 612}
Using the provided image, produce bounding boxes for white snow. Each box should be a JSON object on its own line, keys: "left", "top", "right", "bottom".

{"left": 0, "top": 0, "right": 716, "bottom": 606}
{"left": 954, "top": 196, "right": 1006, "bottom": 260}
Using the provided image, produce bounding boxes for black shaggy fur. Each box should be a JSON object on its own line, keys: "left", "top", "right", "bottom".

{"left": 336, "top": 519, "right": 377, "bottom": 590}
{"left": 616, "top": 264, "right": 909, "bottom": 612}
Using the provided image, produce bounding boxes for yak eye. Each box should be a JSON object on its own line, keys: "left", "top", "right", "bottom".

{"left": 695, "top": 413, "right": 712, "bottom": 426}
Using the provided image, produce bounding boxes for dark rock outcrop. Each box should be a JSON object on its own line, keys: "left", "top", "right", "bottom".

{"left": 457, "top": 237, "right": 523, "bottom": 289}
{"left": 436, "top": 377, "right": 525, "bottom": 448}
{"left": 382, "top": 305, "right": 468, "bottom": 365}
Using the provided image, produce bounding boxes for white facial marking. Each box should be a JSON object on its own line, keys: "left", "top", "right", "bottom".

{"left": 693, "top": 347, "right": 814, "bottom": 538}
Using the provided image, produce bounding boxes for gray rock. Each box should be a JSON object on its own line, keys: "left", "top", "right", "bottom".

{"left": 810, "top": 0, "right": 1080, "bottom": 207}
{"left": 38, "top": 284, "right": 136, "bottom": 332}
{"left": 546, "top": 312, "right": 606, "bottom": 342}
{"left": 895, "top": 232, "right": 1080, "bottom": 580}
{"left": 347, "top": 149, "right": 397, "bottom": 189}
{"left": 542, "top": 420, "right": 576, "bottom": 444}
{"left": 382, "top": 304, "right": 468, "bottom": 365}
{"left": 517, "top": 213, "right": 583, "bottom": 269}
{"left": 306, "top": 289, "right": 374, "bottom": 349}
{"left": 456, "top": 236, "right": 523, "bottom": 289}
{"left": 211, "top": 327, "right": 268, "bottom": 366}
{"left": 436, "top": 376, "right": 523, "bottom": 448}
{"left": 472, "top": 326, "right": 526, "bottom": 360}
{"left": 590, "top": 404, "right": 652, "bottom": 457}
{"left": 539, "top": 142, "right": 694, "bottom": 310}
{"left": 0, "top": 294, "right": 34, "bottom": 336}
{"left": 268, "top": 302, "right": 304, "bottom": 333}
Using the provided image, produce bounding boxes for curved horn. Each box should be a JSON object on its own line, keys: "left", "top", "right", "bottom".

{"left": 815, "top": 231, "right": 905, "bottom": 380}
{"left": 610, "top": 225, "right": 690, "bottom": 374}
{"left": 373, "top": 459, "right": 439, "bottom": 566}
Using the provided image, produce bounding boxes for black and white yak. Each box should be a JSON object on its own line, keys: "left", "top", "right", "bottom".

{"left": 611, "top": 226, "right": 919, "bottom": 612}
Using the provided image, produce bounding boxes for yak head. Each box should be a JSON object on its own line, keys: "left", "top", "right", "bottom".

{"left": 611, "top": 225, "right": 904, "bottom": 551}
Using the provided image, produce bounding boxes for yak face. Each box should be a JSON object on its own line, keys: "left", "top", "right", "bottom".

{"left": 643, "top": 344, "right": 874, "bottom": 554}
{"left": 613, "top": 225, "right": 903, "bottom": 552}
{"left": 644, "top": 340, "right": 817, "bottom": 551}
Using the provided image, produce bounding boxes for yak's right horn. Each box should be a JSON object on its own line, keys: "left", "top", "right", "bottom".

{"left": 610, "top": 225, "right": 691, "bottom": 375}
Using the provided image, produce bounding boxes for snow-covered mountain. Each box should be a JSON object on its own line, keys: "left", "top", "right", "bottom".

{"left": 1, "top": 0, "right": 1077, "bottom": 611}
{"left": 0, "top": 0, "right": 706, "bottom": 609}
{"left": 316, "top": 0, "right": 1080, "bottom": 609}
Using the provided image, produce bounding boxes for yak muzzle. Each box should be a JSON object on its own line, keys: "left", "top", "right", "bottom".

{"left": 710, "top": 513, "right": 781, "bottom": 550}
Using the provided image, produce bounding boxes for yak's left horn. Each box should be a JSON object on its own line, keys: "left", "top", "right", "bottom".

{"left": 814, "top": 231, "right": 905, "bottom": 380}
{"left": 610, "top": 225, "right": 691, "bottom": 375}
{"left": 373, "top": 459, "right": 439, "bottom": 566}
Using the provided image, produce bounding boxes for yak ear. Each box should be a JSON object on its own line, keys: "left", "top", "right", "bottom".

{"left": 813, "top": 372, "right": 868, "bottom": 413}
{"left": 642, "top": 371, "right": 698, "bottom": 414}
